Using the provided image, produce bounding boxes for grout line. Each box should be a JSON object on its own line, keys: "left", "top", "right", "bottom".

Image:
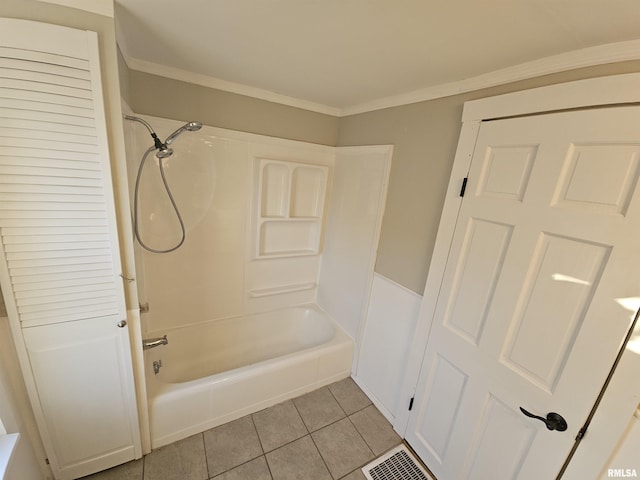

{"left": 202, "top": 418, "right": 264, "bottom": 479}
{"left": 347, "top": 401, "right": 374, "bottom": 417}
{"left": 326, "top": 380, "right": 374, "bottom": 417}
{"left": 249, "top": 414, "right": 266, "bottom": 455}
{"left": 290, "top": 397, "right": 311, "bottom": 435}
{"left": 325, "top": 382, "right": 377, "bottom": 457}
{"left": 291, "top": 386, "right": 350, "bottom": 479}
{"left": 326, "top": 384, "right": 349, "bottom": 417}
{"left": 262, "top": 454, "right": 275, "bottom": 480}
{"left": 248, "top": 414, "right": 275, "bottom": 480}
{"left": 346, "top": 414, "right": 375, "bottom": 457}
{"left": 200, "top": 432, "right": 210, "bottom": 479}
{"left": 307, "top": 432, "right": 337, "bottom": 479}
{"left": 207, "top": 455, "right": 272, "bottom": 480}
{"left": 253, "top": 401, "right": 308, "bottom": 454}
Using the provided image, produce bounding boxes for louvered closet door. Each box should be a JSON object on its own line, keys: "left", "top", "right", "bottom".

{"left": 0, "top": 21, "right": 125, "bottom": 326}
{"left": 0, "top": 18, "right": 140, "bottom": 480}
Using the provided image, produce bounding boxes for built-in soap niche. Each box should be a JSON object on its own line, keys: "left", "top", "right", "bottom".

{"left": 255, "top": 159, "right": 328, "bottom": 258}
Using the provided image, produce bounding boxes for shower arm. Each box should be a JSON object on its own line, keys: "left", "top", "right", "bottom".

{"left": 124, "top": 115, "right": 167, "bottom": 150}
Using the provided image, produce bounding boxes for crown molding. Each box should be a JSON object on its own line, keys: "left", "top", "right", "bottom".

{"left": 341, "top": 39, "right": 640, "bottom": 116}
{"left": 124, "top": 56, "right": 342, "bottom": 117}
{"left": 36, "top": 0, "right": 113, "bottom": 17}
{"left": 118, "top": 38, "right": 640, "bottom": 118}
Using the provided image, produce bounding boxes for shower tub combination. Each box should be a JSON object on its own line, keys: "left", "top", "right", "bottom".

{"left": 145, "top": 304, "right": 353, "bottom": 447}
{"left": 124, "top": 116, "right": 372, "bottom": 448}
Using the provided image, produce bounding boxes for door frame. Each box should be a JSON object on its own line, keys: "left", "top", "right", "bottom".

{"left": 395, "top": 72, "right": 640, "bottom": 477}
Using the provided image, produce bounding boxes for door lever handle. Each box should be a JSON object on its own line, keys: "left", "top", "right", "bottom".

{"left": 519, "top": 407, "right": 567, "bottom": 431}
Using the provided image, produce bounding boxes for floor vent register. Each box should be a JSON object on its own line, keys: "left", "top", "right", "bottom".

{"left": 362, "top": 445, "right": 433, "bottom": 480}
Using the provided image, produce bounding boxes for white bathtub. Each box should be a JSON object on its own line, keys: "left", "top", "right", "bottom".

{"left": 144, "top": 304, "right": 353, "bottom": 447}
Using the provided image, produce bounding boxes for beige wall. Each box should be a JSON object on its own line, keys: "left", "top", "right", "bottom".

{"left": 123, "top": 55, "right": 640, "bottom": 294}
{"left": 338, "top": 60, "right": 640, "bottom": 294}
{"left": 128, "top": 70, "right": 340, "bottom": 146}
{"left": 118, "top": 45, "right": 132, "bottom": 107}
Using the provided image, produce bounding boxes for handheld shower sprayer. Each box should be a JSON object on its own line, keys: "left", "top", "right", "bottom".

{"left": 124, "top": 115, "right": 203, "bottom": 253}
{"left": 165, "top": 121, "right": 203, "bottom": 146}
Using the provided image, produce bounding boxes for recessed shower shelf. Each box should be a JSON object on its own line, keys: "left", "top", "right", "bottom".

{"left": 258, "top": 219, "right": 320, "bottom": 257}
{"left": 254, "top": 159, "right": 328, "bottom": 259}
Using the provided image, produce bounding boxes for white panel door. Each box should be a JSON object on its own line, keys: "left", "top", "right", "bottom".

{"left": 22, "top": 317, "right": 139, "bottom": 479}
{"left": 406, "top": 107, "right": 640, "bottom": 479}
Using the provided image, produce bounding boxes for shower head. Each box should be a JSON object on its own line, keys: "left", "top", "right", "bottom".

{"left": 165, "top": 121, "right": 203, "bottom": 145}
{"left": 125, "top": 115, "right": 201, "bottom": 157}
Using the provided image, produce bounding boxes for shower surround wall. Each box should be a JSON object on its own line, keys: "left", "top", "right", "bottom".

{"left": 124, "top": 114, "right": 389, "bottom": 341}
{"left": 124, "top": 114, "right": 390, "bottom": 445}
{"left": 125, "top": 116, "right": 332, "bottom": 332}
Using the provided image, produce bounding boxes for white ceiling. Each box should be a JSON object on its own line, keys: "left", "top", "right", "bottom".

{"left": 114, "top": 0, "right": 640, "bottom": 115}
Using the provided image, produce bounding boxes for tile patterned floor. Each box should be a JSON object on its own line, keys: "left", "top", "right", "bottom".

{"left": 82, "top": 377, "right": 402, "bottom": 480}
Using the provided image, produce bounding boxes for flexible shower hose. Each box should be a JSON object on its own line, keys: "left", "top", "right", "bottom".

{"left": 133, "top": 146, "right": 186, "bottom": 253}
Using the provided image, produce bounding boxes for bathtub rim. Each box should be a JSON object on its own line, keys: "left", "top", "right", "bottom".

{"left": 144, "top": 302, "right": 351, "bottom": 390}
{"left": 144, "top": 302, "right": 335, "bottom": 338}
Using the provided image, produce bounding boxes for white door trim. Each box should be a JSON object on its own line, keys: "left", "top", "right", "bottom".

{"left": 462, "top": 72, "right": 640, "bottom": 122}
{"left": 395, "top": 72, "right": 640, "bottom": 477}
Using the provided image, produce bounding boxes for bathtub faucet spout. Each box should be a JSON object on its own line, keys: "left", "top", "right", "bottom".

{"left": 142, "top": 335, "right": 168, "bottom": 350}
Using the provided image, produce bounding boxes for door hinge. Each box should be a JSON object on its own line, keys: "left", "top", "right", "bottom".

{"left": 408, "top": 396, "right": 415, "bottom": 411}
{"left": 459, "top": 177, "right": 468, "bottom": 197}
{"left": 45, "top": 458, "right": 50, "bottom": 465}
{"left": 575, "top": 426, "right": 588, "bottom": 441}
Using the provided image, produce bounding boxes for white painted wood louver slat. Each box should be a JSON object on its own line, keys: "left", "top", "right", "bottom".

{"left": 0, "top": 47, "right": 91, "bottom": 70}
{"left": 0, "top": 58, "right": 91, "bottom": 81}
{"left": 0, "top": 118, "right": 96, "bottom": 136}
{"left": 0, "top": 137, "right": 99, "bottom": 153}
{"left": 0, "top": 21, "right": 126, "bottom": 329}
{"left": 0, "top": 160, "right": 102, "bottom": 173}
{"left": 0, "top": 87, "right": 94, "bottom": 108}
{"left": 7, "top": 243, "right": 110, "bottom": 254}
{"left": 0, "top": 183, "right": 103, "bottom": 194}
{"left": 0, "top": 107, "right": 95, "bottom": 127}
{"left": 0, "top": 148, "right": 99, "bottom": 161}
{"left": 10, "top": 268, "right": 113, "bottom": 287}
{"left": 0, "top": 79, "right": 93, "bottom": 100}
{"left": 13, "top": 281, "right": 116, "bottom": 299}
{"left": 4, "top": 251, "right": 105, "bottom": 269}
{"left": 0, "top": 97, "right": 94, "bottom": 118}
{"left": 0, "top": 67, "right": 91, "bottom": 90}
{"left": 19, "top": 303, "right": 118, "bottom": 324}
{"left": 4, "top": 233, "right": 108, "bottom": 244}
{"left": 1, "top": 225, "right": 109, "bottom": 236}
{"left": 0, "top": 127, "right": 97, "bottom": 145}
